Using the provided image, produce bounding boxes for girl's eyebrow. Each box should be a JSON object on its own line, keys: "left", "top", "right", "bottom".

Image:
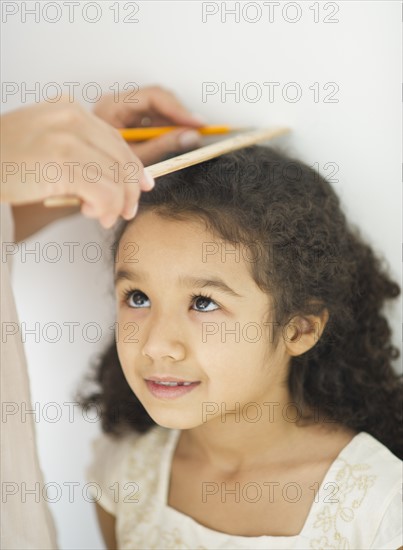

{"left": 114, "top": 269, "right": 243, "bottom": 298}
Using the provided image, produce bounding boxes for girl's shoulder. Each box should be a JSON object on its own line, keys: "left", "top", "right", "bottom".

{"left": 340, "top": 431, "right": 401, "bottom": 478}
{"left": 326, "top": 431, "right": 401, "bottom": 516}
{"left": 307, "top": 431, "right": 401, "bottom": 550}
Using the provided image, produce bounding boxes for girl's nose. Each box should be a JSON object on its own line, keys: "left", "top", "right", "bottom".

{"left": 141, "top": 312, "right": 186, "bottom": 362}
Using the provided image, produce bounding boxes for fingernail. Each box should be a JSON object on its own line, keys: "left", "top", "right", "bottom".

{"left": 179, "top": 130, "right": 201, "bottom": 150}
{"left": 131, "top": 203, "right": 139, "bottom": 219}
{"left": 143, "top": 169, "right": 155, "bottom": 190}
{"left": 191, "top": 112, "right": 207, "bottom": 125}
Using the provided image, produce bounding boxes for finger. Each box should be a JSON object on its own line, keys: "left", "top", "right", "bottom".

{"left": 80, "top": 201, "right": 117, "bottom": 229}
{"left": 79, "top": 112, "right": 155, "bottom": 190}
{"left": 74, "top": 108, "right": 136, "bottom": 167}
{"left": 121, "top": 195, "right": 139, "bottom": 221}
{"left": 130, "top": 128, "right": 201, "bottom": 166}
{"left": 144, "top": 87, "right": 205, "bottom": 127}
{"left": 46, "top": 102, "right": 136, "bottom": 177}
{"left": 45, "top": 128, "right": 147, "bottom": 223}
{"left": 60, "top": 108, "right": 151, "bottom": 217}
{"left": 44, "top": 144, "right": 126, "bottom": 221}
{"left": 93, "top": 87, "right": 205, "bottom": 133}
{"left": 63, "top": 102, "right": 142, "bottom": 165}
{"left": 80, "top": 204, "right": 120, "bottom": 230}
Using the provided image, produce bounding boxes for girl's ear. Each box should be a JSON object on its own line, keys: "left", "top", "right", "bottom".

{"left": 283, "top": 307, "right": 329, "bottom": 357}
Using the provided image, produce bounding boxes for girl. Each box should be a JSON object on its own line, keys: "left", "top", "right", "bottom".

{"left": 78, "top": 146, "right": 402, "bottom": 550}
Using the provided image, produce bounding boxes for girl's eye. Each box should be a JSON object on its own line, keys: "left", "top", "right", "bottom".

{"left": 191, "top": 294, "right": 219, "bottom": 312}
{"left": 124, "top": 290, "right": 150, "bottom": 309}
{"left": 122, "top": 290, "right": 219, "bottom": 312}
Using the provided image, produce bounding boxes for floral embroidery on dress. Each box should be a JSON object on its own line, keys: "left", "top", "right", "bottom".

{"left": 121, "top": 525, "right": 207, "bottom": 549}
{"left": 310, "top": 458, "right": 376, "bottom": 550}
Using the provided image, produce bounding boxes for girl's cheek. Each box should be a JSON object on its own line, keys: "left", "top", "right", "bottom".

{"left": 117, "top": 306, "right": 148, "bottom": 324}
{"left": 115, "top": 343, "right": 129, "bottom": 375}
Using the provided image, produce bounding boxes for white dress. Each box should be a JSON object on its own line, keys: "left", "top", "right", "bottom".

{"left": 87, "top": 426, "right": 402, "bottom": 550}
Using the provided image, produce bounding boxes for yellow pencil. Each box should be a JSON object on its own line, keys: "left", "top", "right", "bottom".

{"left": 119, "top": 125, "right": 234, "bottom": 141}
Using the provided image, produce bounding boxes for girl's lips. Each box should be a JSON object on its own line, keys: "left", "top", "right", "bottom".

{"left": 146, "top": 376, "right": 198, "bottom": 383}
{"left": 145, "top": 379, "right": 201, "bottom": 400}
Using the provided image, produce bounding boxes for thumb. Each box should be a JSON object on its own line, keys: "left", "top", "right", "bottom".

{"left": 130, "top": 128, "right": 201, "bottom": 166}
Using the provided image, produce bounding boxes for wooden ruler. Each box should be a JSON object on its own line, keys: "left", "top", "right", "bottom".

{"left": 44, "top": 127, "right": 289, "bottom": 207}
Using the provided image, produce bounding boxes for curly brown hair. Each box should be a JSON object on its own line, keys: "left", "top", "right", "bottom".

{"left": 77, "top": 145, "right": 402, "bottom": 458}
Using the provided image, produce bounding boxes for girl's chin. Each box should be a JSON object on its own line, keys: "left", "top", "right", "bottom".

{"left": 146, "top": 409, "right": 201, "bottom": 430}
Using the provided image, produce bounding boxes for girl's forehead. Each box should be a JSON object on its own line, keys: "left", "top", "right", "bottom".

{"left": 119, "top": 210, "right": 215, "bottom": 245}
{"left": 115, "top": 211, "right": 265, "bottom": 294}
{"left": 118, "top": 212, "right": 250, "bottom": 273}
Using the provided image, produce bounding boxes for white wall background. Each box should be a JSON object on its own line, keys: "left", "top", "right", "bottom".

{"left": 2, "top": 1, "right": 401, "bottom": 548}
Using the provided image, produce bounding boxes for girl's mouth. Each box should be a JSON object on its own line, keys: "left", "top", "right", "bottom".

{"left": 145, "top": 378, "right": 201, "bottom": 399}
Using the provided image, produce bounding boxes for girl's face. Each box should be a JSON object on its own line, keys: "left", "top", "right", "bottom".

{"left": 114, "top": 210, "right": 291, "bottom": 429}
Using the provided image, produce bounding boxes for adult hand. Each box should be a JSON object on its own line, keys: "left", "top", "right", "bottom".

{"left": 1, "top": 98, "right": 154, "bottom": 228}
{"left": 93, "top": 85, "right": 204, "bottom": 165}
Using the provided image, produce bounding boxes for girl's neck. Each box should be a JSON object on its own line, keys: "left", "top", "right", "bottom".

{"left": 178, "top": 415, "right": 354, "bottom": 475}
